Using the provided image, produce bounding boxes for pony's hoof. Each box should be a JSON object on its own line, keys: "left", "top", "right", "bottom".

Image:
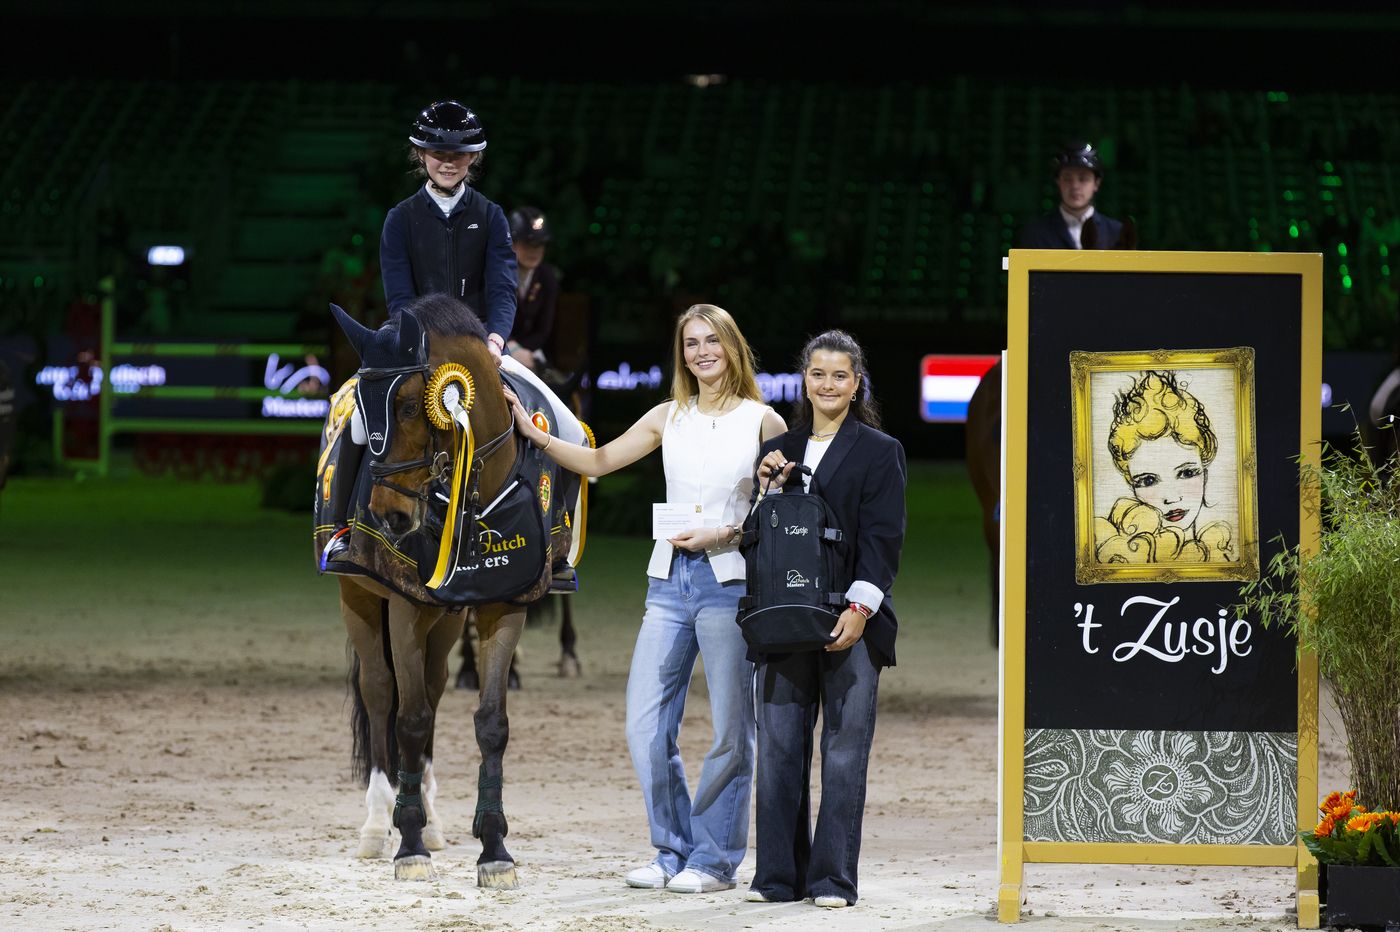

{"left": 355, "top": 833, "right": 390, "bottom": 859}
{"left": 423, "top": 824, "right": 447, "bottom": 851}
{"left": 394, "top": 855, "right": 434, "bottom": 881}
{"left": 556, "top": 654, "right": 581, "bottom": 678}
{"left": 477, "top": 860, "right": 518, "bottom": 889}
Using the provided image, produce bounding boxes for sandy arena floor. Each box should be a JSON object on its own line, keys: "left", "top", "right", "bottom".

{"left": 0, "top": 473, "right": 1349, "bottom": 931}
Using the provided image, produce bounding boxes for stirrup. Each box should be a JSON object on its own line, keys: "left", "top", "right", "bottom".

{"left": 548, "top": 565, "right": 578, "bottom": 594}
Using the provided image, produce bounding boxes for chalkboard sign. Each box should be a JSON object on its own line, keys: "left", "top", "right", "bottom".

{"left": 997, "top": 252, "right": 1322, "bottom": 925}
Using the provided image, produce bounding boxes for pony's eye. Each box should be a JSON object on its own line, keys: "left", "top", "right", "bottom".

{"left": 401, "top": 401, "right": 420, "bottom": 419}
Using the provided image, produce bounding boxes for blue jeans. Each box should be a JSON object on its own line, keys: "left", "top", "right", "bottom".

{"left": 750, "top": 639, "right": 882, "bottom": 905}
{"left": 625, "top": 549, "right": 754, "bottom": 882}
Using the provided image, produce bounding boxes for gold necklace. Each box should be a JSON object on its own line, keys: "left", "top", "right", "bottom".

{"left": 809, "top": 430, "right": 836, "bottom": 441}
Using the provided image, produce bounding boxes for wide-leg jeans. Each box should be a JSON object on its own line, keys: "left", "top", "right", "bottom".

{"left": 751, "top": 638, "right": 881, "bottom": 904}
{"left": 625, "top": 549, "right": 754, "bottom": 882}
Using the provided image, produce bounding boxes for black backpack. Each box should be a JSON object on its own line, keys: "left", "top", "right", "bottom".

{"left": 737, "top": 467, "right": 850, "bottom": 653}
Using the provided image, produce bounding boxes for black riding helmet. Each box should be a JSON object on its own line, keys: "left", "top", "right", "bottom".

{"left": 509, "top": 206, "right": 551, "bottom": 245}
{"left": 1053, "top": 142, "right": 1103, "bottom": 178}
{"left": 409, "top": 100, "right": 487, "bottom": 153}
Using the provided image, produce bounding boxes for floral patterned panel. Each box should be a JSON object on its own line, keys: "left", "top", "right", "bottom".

{"left": 1023, "top": 729, "right": 1297, "bottom": 845}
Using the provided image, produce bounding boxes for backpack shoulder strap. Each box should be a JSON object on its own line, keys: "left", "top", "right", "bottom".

{"left": 779, "top": 430, "right": 806, "bottom": 470}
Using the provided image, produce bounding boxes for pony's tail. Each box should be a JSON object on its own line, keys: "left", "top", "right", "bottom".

{"left": 348, "top": 602, "right": 399, "bottom": 786}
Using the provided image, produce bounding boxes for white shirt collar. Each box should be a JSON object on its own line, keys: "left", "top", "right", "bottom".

{"left": 425, "top": 181, "right": 466, "bottom": 217}
{"left": 1059, "top": 204, "right": 1095, "bottom": 249}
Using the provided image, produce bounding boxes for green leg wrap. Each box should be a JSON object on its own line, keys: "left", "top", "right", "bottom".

{"left": 394, "top": 769, "right": 426, "bottom": 830}
{"left": 472, "top": 763, "right": 506, "bottom": 838}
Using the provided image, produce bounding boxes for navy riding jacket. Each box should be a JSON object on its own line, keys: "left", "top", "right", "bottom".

{"left": 380, "top": 184, "right": 518, "bottom": 339}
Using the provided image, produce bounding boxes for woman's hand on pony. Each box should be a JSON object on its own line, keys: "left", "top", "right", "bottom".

{"left": 503, "top": 387, "right": 549, "bottom": 447}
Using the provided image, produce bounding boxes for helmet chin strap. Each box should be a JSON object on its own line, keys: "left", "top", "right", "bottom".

{"left": 429, "top": 179, "right": 464, "bottom": 197}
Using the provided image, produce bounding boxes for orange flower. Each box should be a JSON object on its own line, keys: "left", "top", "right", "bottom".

{"left": 1321, "top": 790, "right": 1359, "bottom": 817}
{"left": 1315, "top": 814, "right": 1336, "bottom": 837}
{"left": 1346, "top": 812, "right": 1385, "bottom": 833}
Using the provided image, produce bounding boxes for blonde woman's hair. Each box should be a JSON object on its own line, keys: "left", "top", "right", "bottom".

{"left": 669, "top": 304, "right": 762, "bottom": 407}
{"left": 1108, "top": 370, "right": 1218, "bottom": 479}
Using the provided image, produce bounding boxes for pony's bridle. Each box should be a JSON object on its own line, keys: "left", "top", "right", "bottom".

{"left": 355, "top": 352, "right": 516, "bottom": 591}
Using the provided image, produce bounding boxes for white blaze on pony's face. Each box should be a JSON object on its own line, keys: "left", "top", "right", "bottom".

{"left": 804, "top": 349, "right": 859, "bottom": 423}
{"left": 1125, "top": 435, "right": 1208, "bottom": 533}
{"left": 681, "top": 318, "right": 728, "bottom": 387}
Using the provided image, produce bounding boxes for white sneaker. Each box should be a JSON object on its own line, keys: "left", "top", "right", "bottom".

{"left": 624, "top": 862, "right": 673, "bottom": 889}
{"left": 666, "top": 868, "right": 736, "bottom": 893}
{"left": 745, "top": 888, "right": 774, "bottom": 902}
{"left": 814, "top": 894, "right": 849, "bottom": 908}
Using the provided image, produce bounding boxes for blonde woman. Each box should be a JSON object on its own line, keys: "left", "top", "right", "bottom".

{"left": 508, "top": 304, "right": 786, "bottom": 893}
{"left": 1096, "top": 370, "right": 1233, "bottom": 564}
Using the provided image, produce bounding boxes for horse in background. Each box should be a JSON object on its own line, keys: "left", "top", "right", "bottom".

{"left": 965, "top": 360, "right": 1001, "bottom": 647}
{"left": 317, "top": 293, "right": 578, "bottom": 887}
{"left": 454, "top": 594, "right": 580, "bottom": 691}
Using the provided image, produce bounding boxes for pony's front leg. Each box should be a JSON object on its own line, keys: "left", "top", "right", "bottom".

{"left": 340, "top": 580, "right": 396, "bottom": 859}
{"left": 472, "top": 601, "right": 526, "bottom": 889}
{"left": 421, "top": 608, "right": 467, "bottom": 851}
{"left": 386, "top": 598, "right": 444, "bottom": 880}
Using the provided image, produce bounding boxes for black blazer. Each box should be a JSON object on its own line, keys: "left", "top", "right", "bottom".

{"left": 1019, "top": 209, "right": 1124, "bottom": 250}
{"left": 510, "top": 262, "right": 559, "bottom": 352}
{"left": 754, "top": 417, "right": 907, "bottom": 666}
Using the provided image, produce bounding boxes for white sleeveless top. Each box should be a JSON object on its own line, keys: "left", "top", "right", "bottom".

{"left": 647, "top": 397, "right": 770, "bottom": 583}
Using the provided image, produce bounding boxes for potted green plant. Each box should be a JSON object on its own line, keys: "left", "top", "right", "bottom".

{"left": 1238, "top": 431, "right": 1400, "bottom": 927}
{"left": 1302, "top": 791, "right": 1400, "bottom": 927}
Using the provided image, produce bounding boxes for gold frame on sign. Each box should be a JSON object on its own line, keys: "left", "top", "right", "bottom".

{"left": 1069, "top": 347, "right": 1260, "bottom": 585}
{"left": 997, "top": 249, "right": 1322, "bottom": 927}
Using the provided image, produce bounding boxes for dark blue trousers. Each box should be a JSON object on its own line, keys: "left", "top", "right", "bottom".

{"left": 750, "top": 639, "right": 881, "bottom": 905}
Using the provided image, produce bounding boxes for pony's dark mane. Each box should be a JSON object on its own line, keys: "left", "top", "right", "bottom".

{"left": 404, "top": 293, "right": 489, "bottom": 343}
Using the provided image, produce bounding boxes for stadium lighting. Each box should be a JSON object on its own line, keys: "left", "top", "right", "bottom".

{"left": 147, "top": 245, "right": 187, "bottom": 266}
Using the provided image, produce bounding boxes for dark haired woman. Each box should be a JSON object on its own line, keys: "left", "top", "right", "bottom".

{"left": 746, "top": 329, "right": 907, "bottom": 909}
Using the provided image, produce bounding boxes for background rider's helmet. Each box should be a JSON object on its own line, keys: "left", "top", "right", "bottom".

{"left": 408, "top": 101, "right": 487, "bottom": 152}
{"left": 1052, "top": 141, "right": 1103, "bottom": 178}
{"left": 509, "top": 206, "right": 552, "bottom": 245}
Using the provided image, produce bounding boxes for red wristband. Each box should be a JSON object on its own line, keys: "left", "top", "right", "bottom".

{"left": 849, "top": 601, "right": 872, "bottom": 618}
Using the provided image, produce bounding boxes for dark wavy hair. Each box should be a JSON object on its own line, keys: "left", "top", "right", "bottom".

{"left": 791, "top": 329, "right": 882, "bottom": 431}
